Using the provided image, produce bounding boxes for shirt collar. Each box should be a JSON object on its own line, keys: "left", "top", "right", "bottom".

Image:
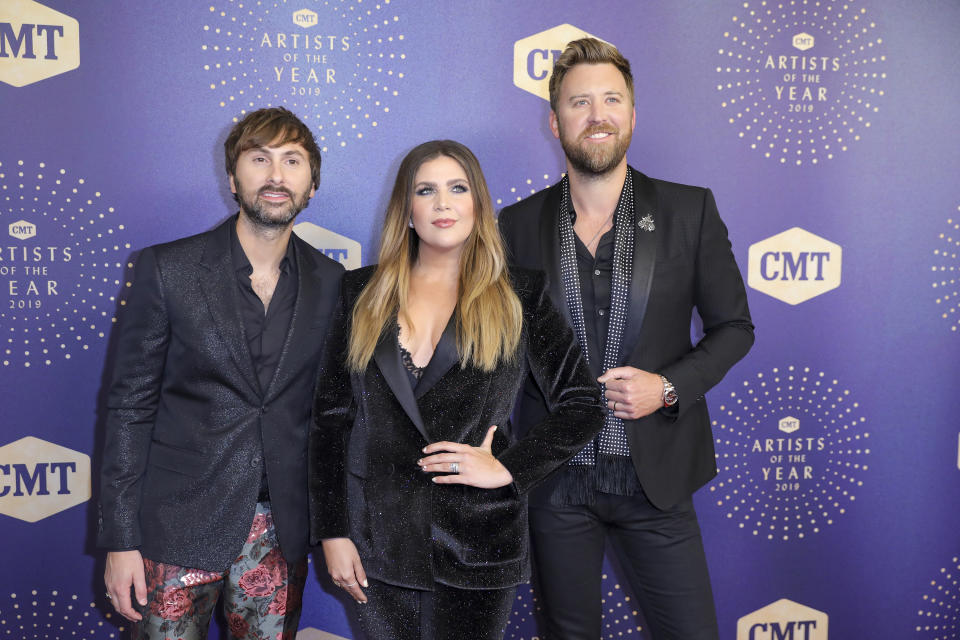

{"left": 230, "top": 215, "right": 297, "bottom": 275}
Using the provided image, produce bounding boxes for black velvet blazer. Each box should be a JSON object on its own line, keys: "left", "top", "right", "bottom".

{"left": 309, "top": 266, "right": 603, "bottom": 590}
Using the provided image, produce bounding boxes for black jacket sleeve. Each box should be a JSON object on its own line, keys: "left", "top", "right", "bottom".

{"left": 97, "top": 247, "right": 171, "bottom": 550}
{"left": 308, "top": 283, "right": 358, "bottom": 543}
{"left": 497, "top": 272, "right": 604, "bottom": 494}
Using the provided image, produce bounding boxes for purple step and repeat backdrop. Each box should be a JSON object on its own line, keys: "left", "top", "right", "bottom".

{"left": 2, "top": 1, "right": 959, "bottom": 638}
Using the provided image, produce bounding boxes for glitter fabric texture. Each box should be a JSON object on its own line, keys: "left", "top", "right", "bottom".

{"left": 98, "top": 217, "right": 344, "bottom": 572}
{"left": 309, "top": 266, "right": 604, "bottom": 590}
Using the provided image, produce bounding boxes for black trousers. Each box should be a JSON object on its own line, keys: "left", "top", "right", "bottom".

{"left": 529, "top": 491, "right": 718, "bottom": 640}
{"left": 355, "top": 578, "right": 516, "bottom": 640}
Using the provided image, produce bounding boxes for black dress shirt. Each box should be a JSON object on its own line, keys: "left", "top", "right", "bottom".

{"left": 572, "top": 214, "right": 613, "bottom": 379}
{"left": 572, "top": 211, "right": 642, "bottom": 496}
{"left": 230, "top": 223, "right": 299, "bottom": 498}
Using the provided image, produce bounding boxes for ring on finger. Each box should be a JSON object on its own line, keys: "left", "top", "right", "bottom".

{"left": 342, "top": 582, "right": 357, "bottom": 587}
{"left": 613, "top": 401, "right": 618, "bottom": 411}
{"left": 450, "top": 462, "right": 459, "bottom": 474}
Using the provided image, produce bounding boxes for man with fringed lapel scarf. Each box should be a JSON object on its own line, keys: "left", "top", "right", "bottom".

{"left": 499, "top": 39, "right": 754, "bottom": 640}
{"left": 98, "top": 108, "right": 343, "bottom": 640}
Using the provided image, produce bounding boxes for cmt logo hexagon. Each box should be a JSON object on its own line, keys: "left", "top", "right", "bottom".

{"left": 0, "top": 0, "right": 79, "bottom": 87}
{"left": 293, "top": 9, "right": 318, "bottom": 28}
{"left": 8, "top": 219, "right": 36, "bottom": 240}
{"left": 737, "top": 598, "right": 828, "bottom": 640}
{"left": 294, "top": 222, "right": 362, "bottom": 269}
{"left": 748, "top": 227, "right": 842, "bottom": 305}
{"left": 792, "top": 32, "right": 815, "bottom": 51}
{"left": 0, "top": 436, "right": 90, "bottom": 523}
{"left": 513, "top": 24, "right": 603, "bottom": 102}
{"left": 778, "top": 416, "right": 800, "bottom": 434}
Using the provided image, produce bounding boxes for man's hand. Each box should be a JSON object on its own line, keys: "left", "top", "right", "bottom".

{"left": 104, "top": 550, "right": 147, "bottom": 621}
{"left": 598, "top": 366, "right": 664, "bottom": 419}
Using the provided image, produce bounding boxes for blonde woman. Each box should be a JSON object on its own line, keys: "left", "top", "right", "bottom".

{"left": 309, "top": 140, "right": 602, "bottom": 639}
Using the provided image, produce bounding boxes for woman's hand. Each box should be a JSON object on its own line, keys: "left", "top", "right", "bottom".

{"left": 419, "top": 425, "right": 514, "bottom": 489}
{"left": 321, "top": 537, "right": 368, "bottom": 603}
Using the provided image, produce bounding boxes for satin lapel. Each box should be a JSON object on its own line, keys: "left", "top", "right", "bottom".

{"left": 263, "top": 235, "right": 338, "bottom": 401}
{"left": 373, "top": 325, "right": 430, "bottom": 442}
{"left": 197, "top": 220, "right": 261, "bottom": 398}
{"left": 620, "top": 169, "right": 658, "bottom": 364}
{"left": 538, "top": 183, "right": 572, "bottom": 327}
{"left": 414, "top": 315, "right": 458, "bottom": 399}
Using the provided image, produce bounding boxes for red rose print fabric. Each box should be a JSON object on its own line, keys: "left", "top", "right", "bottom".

{"left": 134, "top": 502, "right": 308, "bottom": 639}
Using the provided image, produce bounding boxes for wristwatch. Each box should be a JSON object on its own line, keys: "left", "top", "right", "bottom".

{"left": 660, "top": 375, "right": 678, "bottom": 407}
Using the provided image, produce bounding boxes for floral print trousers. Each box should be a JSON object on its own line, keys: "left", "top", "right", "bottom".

{"left": 134, "top": 502, "right": 308, "bottom": 640}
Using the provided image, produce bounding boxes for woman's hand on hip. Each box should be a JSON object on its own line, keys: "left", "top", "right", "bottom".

{"left": 419, "top": 425, "right": 513, "bottom": 489}
{"left": 321, "top": 537, "right": 368, "bottom": 603}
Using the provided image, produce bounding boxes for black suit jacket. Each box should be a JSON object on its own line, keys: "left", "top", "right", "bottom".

{"left": 309, "top": 266, "right": 603, "bottom": 590}
{"left": 97, "top": 217, "right": 344, "bottom": 571}
{"left": 498, "top": 168, "right": 754, "bottom": 510}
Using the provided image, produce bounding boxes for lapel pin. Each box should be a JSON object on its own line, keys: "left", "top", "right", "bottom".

{"left": 638, "top": 213, "right": 656, "bottom": 232}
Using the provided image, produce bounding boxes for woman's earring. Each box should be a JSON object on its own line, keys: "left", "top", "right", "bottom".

{"left": 408, "top": 217, "right": 414, "bottom": 229}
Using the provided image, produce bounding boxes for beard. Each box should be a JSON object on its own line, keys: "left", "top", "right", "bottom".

{"left": 558, "top": 122, "right": 632, "bottom": 177}
{"left": 234, "top": 177, "right": 312, "bottom": 229}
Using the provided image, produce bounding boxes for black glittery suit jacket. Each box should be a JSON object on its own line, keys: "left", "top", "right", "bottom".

{"left": 498, "top": 167, "right": 755, "bottom": 510}
{"left": 97, "top": 217, "right": 344, "bottom": 571}
{"left": 309, "top": 266, "right": 603, "bottom": 590}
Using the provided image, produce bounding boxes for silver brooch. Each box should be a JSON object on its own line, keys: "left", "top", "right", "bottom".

{"left": 638, "top": 213, "right": 656, "bottom": 232}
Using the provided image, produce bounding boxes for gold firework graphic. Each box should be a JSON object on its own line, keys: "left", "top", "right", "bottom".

{"left": 710, "top": 365, "right": 870, "bottom": 541}
{"left": 915, "top": 556, "right": 960, "bottom": 640}
{"left": 201, "top": 0, "right": 407, "bottom": 153}
{"left": 0, "top": 160, "right": 129, "bottom": 368}
{"left": 932, "top": 211, "right": 960, "bottom": 333}
{"left": 717, "top": 0, "right": 887, "bottom": 165}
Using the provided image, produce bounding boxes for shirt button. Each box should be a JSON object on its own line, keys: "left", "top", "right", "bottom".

{"left": 594, "top": 269, "right": 601, "bottom": 276}
{"left": 598, "top": 309, "right": 605, "bottom": 316}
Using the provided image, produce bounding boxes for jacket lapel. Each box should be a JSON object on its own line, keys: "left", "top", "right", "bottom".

{"left": 262, "top": 235, "right": 338, "bottom": 401}
{"left": 414, "top": 316, "right": 458, "bottom": 399}
{"left": 538, "top": 183, "right": 573, "bottom": 328}
{"left": 198, "top": 219, "right": 261, "bottom": 398}
{"left": 373, "top": 324, "right": 430, "bottom": 442}
{"left": 620, "top": 168, "right": 658, "bottom": 364}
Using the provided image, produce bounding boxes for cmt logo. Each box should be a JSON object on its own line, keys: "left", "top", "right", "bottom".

{"left": 792, "top": 32, "right": 814, "bottom": 51}
{"left": 294, "top": 221, "right": 362, "bottom": 269}
{"left": 8, "top": 219, "right": 36, "bottom": 240}
{"left": 0, "top": 436, "right": 90, "bottom": 522}
{"left": 748, "top": 227, "right": 842, "bottom": 305}
{"left": 513, "top": 24, "right": 603, "bottom": 102}
{"left": 737, "top": 599, "right": 828, "bottom": 640}
{"left": 778, "top": 416, "right": 799, "bottom": 434}
{"left": 292, "top": 9, "right": 318, "bottom": 28}
{"left": 0, "top": 0, "right": 79, "bottom": 87}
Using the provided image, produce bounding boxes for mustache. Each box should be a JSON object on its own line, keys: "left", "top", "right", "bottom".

{"left": 257, "top": 186, "right": 294, "bottom": 198}
{"left": 579, "top": 125, "right": 619, "bottom": 140}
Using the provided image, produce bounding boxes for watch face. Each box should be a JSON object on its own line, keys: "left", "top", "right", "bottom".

{"left": 661, "top": 375, "right": 678, "bottom": 406}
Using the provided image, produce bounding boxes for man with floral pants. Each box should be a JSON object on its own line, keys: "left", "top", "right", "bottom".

{"left": 98, "top": 107, "right": 344, "bottom": 639}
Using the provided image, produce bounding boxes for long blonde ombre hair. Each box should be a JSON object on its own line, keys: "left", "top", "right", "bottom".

{"left": 347, "top": 140, "right": 522, "bottom": 373}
